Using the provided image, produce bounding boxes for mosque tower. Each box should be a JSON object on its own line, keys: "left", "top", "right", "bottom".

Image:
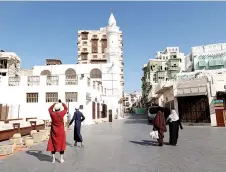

{"left": 105, "top": 13, "right": 122, "bottom": 98}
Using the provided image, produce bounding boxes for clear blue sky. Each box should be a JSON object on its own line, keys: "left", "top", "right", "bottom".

{"left": 1, "top": 2, "right": 226, "bottom": 92}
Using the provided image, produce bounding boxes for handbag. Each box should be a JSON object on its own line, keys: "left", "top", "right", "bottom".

{"left": 150, "top": 131, "right": 159, "bottom": 140}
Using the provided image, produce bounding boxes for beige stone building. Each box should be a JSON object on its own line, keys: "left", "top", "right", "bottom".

{"left": 77, "top": 27, "right": 124, "bottom": 86}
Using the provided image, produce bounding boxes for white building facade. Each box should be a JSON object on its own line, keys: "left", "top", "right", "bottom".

{"left": 153, "top": 43, "right": 226, "bottom": 127}
{"left": 0, "top": 13, "right": 124, "bottom": 125}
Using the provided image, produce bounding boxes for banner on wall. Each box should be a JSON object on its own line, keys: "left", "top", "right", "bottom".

{"left": 214, "top": 99, "right": 224, "bottom": 110}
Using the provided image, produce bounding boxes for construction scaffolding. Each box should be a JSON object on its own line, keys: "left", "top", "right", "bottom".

{"left": 0, "top": 51, "right": 21, "bottom": 77}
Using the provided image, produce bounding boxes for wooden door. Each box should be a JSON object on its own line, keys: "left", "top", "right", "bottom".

{"left": 178, "top": 95, "right": 210, "bottom": 123}
{"left": 216, "top": 110, "right": 225, "bottom": 127}
{"left": 92, "top": 102, "right": 96, "bottom": 119}
{"left": 101, "top": 104, "right": 104, "bottom": 118}
{"left": 102, "top": 104, "right": 107, "bottom": 118}
{"left": 97, "top": 103, "right": 100, "bottom": 119}
{"left": 109, "top": 109, "right": 112, "bottom": 122}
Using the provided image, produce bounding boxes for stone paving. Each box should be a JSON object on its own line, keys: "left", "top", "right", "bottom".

{"left": 1, "top": 114, "right": 226, "bottom": 172}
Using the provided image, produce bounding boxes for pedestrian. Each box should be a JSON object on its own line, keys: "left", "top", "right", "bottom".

{"left": 167, "top": 109, "right": 183, "bottom": 146}
{"left": 153, "top": 107, "right": 167, "bottom": 146}
{"left": 47, "top": 101, "right": 68, "bottom": 163}
{"left": 68, "top": 104, "right": 85, "bottom": 147}
{"left": 66, "top": 112, "right": 71, "bottom": 130}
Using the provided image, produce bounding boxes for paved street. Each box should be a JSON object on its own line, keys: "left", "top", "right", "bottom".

{"left": 1, "top": 114, "right": 226, "bottom": 172}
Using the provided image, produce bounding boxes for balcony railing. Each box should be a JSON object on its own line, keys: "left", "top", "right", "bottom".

{"left": 169, "top": 67, "right": 180, "bottom": 71}
{"left": 65, "top": 78, "right": 78, "bottom": 85}
{"left": 47, "top": 76, "right": 59, "bottom": 85}
{"left": 8, "top": 77, "right": 20, "bottom": 86}
{"left": 28, "top": 76, "right": 40, "bottom": 86}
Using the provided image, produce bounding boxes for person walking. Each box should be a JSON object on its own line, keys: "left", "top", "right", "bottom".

{"left": 153, "top": 107, "right": 167, "bottom": 146}
{"left": 68, "top": 104, "right": 85, "bottom": 147}
{"left": 47, "top": 102, "right": 68, "bottom": 163}
{"left": 167, "top": 109, "right": 183, "bottom": 146}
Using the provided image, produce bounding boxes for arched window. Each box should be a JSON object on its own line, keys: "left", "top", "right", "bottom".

{"left": 65, "top": 68, "right": 77, "bottom": 85}
{"left": 90, "top": 68, "right": 102, "bottom": 78}
{"left": 40, "top": 70, "right": 51, "bottom": 76}
{"left": 65, "top": 68, "right": 76, "bottom": 79}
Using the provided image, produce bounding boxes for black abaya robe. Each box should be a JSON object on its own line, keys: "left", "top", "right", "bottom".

{"left": 69, "top": 110, "right": 85, "bottom": 142}
{"left": 169, "top": 120, "right": 183, "bottom": 145}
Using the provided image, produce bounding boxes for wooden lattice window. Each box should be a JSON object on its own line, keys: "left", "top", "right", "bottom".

{"left": 90, "top": 68, "right": 102, "bottom": 78}
{"left": 81, "top": 33, "right": 88, "bottom": 40}
{"left": 0, "top": 59, "right": 7, "bottom": 69}
{"left": 47, "top": 76, "right": 59, "bottom": 85}
{"left": 81, "top": 54, "right": 88, "bottom": 60}
{"left": 65, "top": 92, "right": 78, "bottom": 102}
{"left": 27, "top": 76, "right": 40, "bottom": 86}
{"left": 26, "top": 93, "right": 38, "bottom": 103}
{"left": 65, "top": 68, "right": 77, "bottom": 85}
{"left": 8, "top": 77, "right": 20, "bottom": 86}
{"left": 102, "top": 40, "right": 107, "bottom": 53}
{"left": 46, "top": 92, "right": 58, "bottom": 102}
{"left": 92, "top": 40, "right": 98, "bottom": 53}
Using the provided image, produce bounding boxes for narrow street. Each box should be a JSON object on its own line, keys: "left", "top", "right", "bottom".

{"left": 1, "top": 114, "right": 226, "bottom": 172}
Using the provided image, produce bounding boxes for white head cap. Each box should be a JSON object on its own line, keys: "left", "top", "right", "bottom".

{"left": 54, "top": 103, "right": 63, "bottom": 111}
{"left": 74, "top": 103, "right": 80, "bottom": 110}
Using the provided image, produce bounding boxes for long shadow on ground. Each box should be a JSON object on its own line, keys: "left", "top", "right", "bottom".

{"left": 26, "top": 150, "right": 57, "bottom": 162}
{"left": 130, "top": 140, "right": 170, "bottom": 147}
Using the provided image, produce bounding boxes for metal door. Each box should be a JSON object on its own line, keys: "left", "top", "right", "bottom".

{"left": 178, "top": 95, "right": 210, "bottom": 123}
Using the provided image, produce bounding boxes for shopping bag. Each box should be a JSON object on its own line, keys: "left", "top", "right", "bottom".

{"left": 149, "top": 131, "right": 159, "bottom": 140}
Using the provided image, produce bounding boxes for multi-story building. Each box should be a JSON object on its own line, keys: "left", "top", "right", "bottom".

{"left": 191, "top": 43, "right": 226, "bottom": 71}
{"left": 77, "top": 25, "right": 124, "bottom": 88}
{"left": 141, "top": 64, "right": 149, "bottom": 105}
{"left": 141, "top": 47, "right": 186, "bottom": 106}
{"left": 0, "top": 50, "right": 21, "bottom": 77}
{"left": 154, "top": 43, "right": 226, "bottom": 127}
{"left": 124, "top": 91, "right": 142, "bottom": 110}
{"left": 0, "top": 13, "right": 125, "bottom": 123}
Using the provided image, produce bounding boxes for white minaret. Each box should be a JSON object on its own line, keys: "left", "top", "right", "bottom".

{"left": 106, "top": 13, "right": 121, "bottom": 64}
{"left": 105, "top": 13, "right": 122, "bottom": 98}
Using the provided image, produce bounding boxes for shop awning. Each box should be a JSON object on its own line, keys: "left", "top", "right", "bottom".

{"left": 155, "top": 85, "right": 173, "bottom": 94}
{"left": 175, "top": 87, "right": 207, "bottom": 97}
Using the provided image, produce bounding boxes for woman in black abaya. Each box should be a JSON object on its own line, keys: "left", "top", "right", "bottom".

{"left": 167, "top": 109, "right": 183, "bottom": 146}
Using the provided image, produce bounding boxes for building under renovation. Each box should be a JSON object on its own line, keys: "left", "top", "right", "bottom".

{"left": 0, "top": 50, "right": 21, "bottom": 77}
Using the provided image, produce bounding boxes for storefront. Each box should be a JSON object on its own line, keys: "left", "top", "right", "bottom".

{"left": 174, "top": 78, "right": 211, "bottom": 124}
